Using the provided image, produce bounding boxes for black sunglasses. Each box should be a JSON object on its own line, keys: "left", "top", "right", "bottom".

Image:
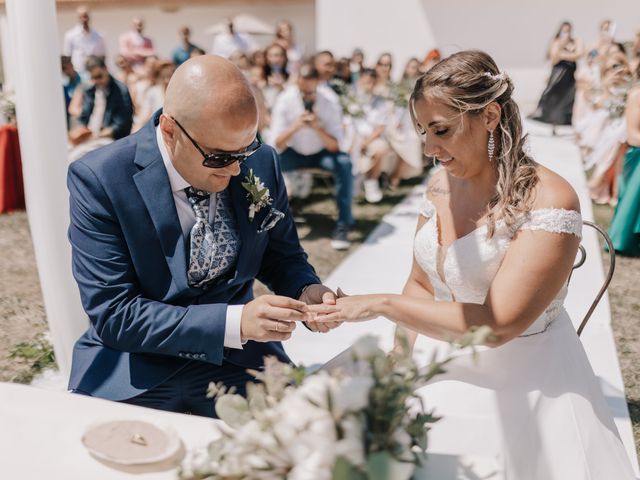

{"left": 171, "top": 116, "right": 261, "bottom": 168}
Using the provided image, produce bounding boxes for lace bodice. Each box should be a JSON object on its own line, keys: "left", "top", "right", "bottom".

{"left": 414, "top": 197, "right": 582, "bottom": 336}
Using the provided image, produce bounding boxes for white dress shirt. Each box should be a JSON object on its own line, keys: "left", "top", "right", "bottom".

{"left": 63, "top": 25, "right": 106, "bottom": 73}
{"left": 269, "top": 84, "right": 343, "bottom": 155}
{"left": 156, "top": 126, "right": 244, "bottom": 349}
{"left": 211, "top": 32, "right": 257, "bottom": 58}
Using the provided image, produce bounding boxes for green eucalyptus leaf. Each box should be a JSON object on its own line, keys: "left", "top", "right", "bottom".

{"left": 214, "top": 394, "right": 251, "bottom": 428}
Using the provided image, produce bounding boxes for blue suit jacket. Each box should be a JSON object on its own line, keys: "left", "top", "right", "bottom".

{"left": 79, "top": 75, "right": 133, "bottom": 140}
{"left": 67, "top": 112, "right": 320, "bottom": 401}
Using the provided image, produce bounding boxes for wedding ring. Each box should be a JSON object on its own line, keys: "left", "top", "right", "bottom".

{"left": 130, "top": 434, "right": 148, "bottom": 446}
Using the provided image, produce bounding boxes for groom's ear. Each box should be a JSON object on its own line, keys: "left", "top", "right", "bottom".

{"left": 159, "top": 114, "right": 177, "bottom": 148}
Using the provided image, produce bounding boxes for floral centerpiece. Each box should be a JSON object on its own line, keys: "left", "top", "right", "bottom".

{"left": 179, "top": 328, "right": 490, "bottom": 480}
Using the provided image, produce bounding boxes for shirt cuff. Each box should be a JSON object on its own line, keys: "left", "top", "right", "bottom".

{"left": 224, "top": 305, "right": 245, "bottom": 349}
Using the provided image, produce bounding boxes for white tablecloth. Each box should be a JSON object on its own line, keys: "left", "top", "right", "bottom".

{"left": 0, "top": 382, "right": 501, "bottom": 479}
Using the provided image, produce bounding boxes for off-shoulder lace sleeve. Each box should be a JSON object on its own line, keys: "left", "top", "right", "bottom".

{"left": 419, "top": 196, "right": 436, "bottom": 219}
{"left": 518, "top": 208, "right": 582, "bottom": 238}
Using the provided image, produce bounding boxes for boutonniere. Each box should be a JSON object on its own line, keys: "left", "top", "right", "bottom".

{"left": 241, "top": 169, "right": 272, "bottom": 221}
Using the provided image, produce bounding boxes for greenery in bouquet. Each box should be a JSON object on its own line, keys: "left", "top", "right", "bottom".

{"left": 327, "top": 78, "right": 366, "bottom": 119}
{"left": 179, "top": 327, "right": 491, "bottom": 480}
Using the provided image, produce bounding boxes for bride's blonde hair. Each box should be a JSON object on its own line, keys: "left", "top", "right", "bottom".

{"left": 410, "top": 50, "right": 538, "bottom": 237}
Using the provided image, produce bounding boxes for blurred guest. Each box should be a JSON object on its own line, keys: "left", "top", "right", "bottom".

{"left": 608, "top": 65, "right": 640, "bottom": 256}
{"left": 270, "top": 64, "right": 353, "bottom": 250}
{"left": 69, "top": 56, "right": 133, "bottom": 161}
{"left": 573, "top": 48, "right": 601, "bottom": 126}
{"left": 134, "top": 60, "right": 175, "bottom": 131}
{"left": 587, "top": 19, "right": 615, "bottom": 61}
{"left": 114, "top": 54, "right": 139, "bottom": 107}
{"left": 211, "top": 18, "right": 257, "bottom": 58}
{"left": 250, "top": 49, "right": 267, "bottom": 69}
{"left": 189, "top": 47, "right": 206, "bottom": 59}
{"left": 274, "top": 20, "right": 304, "bottom": 76}
{"left": 631, "top": 31, "right": 640, "bottom": 74}
{"left": 530, "top": 21, "right": 583, "bottom": 129}
{"left": 63, "top": 6, "right": 106, "bottom": 75}
{"left": 400, "top": 57, "right": 421, "bottom": 89}
{"left": 587, "top": 55, "right": 632, "bottom": 205}
{"left": 335, "top": 57, "right": 352, "bottom": 85}
{"left": 351, "top": 69, "right": 393, "bottom": 203}
{"left": 172, "top": 26, "right": 203, "bottom": 66}
{"left": 132, "top": 54, "right": 159, "bottom": 112}
{"left": 119, "top": 17, "right": 156, "bottom": 71}
{"left": 420, "top": 48, "right": 441, "bottom": 74}
{"left": 62, "top": 56, "right": 82, "bottom": 111}
{"left": 314, "top": 50, "right": 340, "bottom": 104}
{"left": 62, "top": 56, "right": 83, "bottom": 129}
{"left": 229, "top": 51, "right": 252, "bottom": 76}
{"left": 262, "top": 43, "right": 290, "bottom": 110}
{"left": 374, "top": 52, "right": 394, "bottom": 97}
{"left": 350, "top": 48, "right": 365, "bottom": 83}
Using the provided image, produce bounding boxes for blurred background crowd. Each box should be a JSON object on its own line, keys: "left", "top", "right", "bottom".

{"left": 1, "top": 7, "right": 639, "bottom": 252}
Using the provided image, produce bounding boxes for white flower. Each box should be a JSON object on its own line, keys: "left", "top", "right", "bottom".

{"left": 332, "top": 376, "right": 373, "bottom": 416}
{"left": 335, "top": 414, "right": 366, "bottom": 467}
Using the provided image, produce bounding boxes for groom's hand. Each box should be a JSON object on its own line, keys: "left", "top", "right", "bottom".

{"left": 240, "top": 295, "right": 311, "bottom": 343}
{"left": 298, "top": 284, "right": 344, "bottom": 333}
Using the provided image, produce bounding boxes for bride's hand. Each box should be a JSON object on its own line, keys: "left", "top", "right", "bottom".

{"left": 308, "top": 292, "right": 384, "bottom": 323}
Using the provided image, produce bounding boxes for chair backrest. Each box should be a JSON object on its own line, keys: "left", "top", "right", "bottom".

{"left": 569, "top": 220, "right": 616, "bottom": 336}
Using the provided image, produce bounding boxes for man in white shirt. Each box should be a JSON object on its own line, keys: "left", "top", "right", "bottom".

{"left": 211, "top": 19, "right": 258, "bottom": 58}
{"left": 270, "top": 64, "right": 354, "bottom": 250}
{"left": 63, "top": 6, "right": 106, "bottom": 75}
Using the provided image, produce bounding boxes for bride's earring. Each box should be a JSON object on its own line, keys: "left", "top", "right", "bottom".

{"left": 488, "top": 131, "right": 495, "bottom": 162}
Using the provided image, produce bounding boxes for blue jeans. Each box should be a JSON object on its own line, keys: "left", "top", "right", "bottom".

{"left": 73, "top": 360, "right": 255, "bottom": 418}
{"left": 279, "top": 148, "right": 354, "bottom": 226}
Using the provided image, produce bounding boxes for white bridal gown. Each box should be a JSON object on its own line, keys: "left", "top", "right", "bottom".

{"left": 412, "top": 197, "right": 635, "bottom": 480}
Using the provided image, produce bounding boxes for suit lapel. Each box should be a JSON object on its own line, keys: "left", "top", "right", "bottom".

{"left": 133, "top": 114, "right": 191, "bottom": 293}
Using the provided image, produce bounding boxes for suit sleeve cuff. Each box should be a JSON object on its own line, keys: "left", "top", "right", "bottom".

{"left": 224, "top": 305, "right": 245, "bottom": 349}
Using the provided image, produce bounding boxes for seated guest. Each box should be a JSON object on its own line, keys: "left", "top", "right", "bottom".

{"left": 270, "top": 64, "right": 354, "bottom": 250}
{"left": 349, "top": 48, "right": 365, "bottom": 83}
{"left": 61, "top": 55, "right": 83, "bottom": 128}
{"left": 119, "top": 17, "right": 156, "bottom": 71}
{"left": 262, "top": 43, "right": 290, "bottom": 111}
{"left": 69, "top": 56, "right": 133, "bottom": 161}
{"left": 351, "top": 69, "right": 394, "bottom": 203}
{"left": 273, "top": 20, "right": 304, "bottom": 76}
{"left": 373, "top": 52, "right": 394, "bottom": 97}
{"left": 608, "top": 63, "right": 640, "bottom": 256}
{"left": 134, "top": 60, "right": 176, "bottom": 131}
{"left": 313, "top": 50, "right": 340, "bottom": 103}
{"left": 172, "top": 26, "right": 203, "bottom": 66}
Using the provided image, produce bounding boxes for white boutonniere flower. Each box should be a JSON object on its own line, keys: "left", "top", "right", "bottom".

{"left": 241, "top": 169, "right": 272, "bottom": 221}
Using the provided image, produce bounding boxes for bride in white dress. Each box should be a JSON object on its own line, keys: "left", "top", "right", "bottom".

{"left": 310, "top": 50, "right": 636, "bottom": 479}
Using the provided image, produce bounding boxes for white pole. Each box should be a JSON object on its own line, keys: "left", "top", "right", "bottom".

{"left": 5, "top": 0, "right": 87, "bottom": 377}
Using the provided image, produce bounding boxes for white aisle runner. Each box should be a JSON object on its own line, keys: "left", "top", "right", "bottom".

{"left": 285, "top": 121, "right": 640, "bottom": 475}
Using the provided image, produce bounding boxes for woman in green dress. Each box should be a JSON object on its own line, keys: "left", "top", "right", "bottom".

{"left": 608, "top": 69, "right": 640, "bottom": 256}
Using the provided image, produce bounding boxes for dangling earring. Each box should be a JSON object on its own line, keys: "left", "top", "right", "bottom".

{"left": 487, "top": 130, "right": 495, "bottom": 162}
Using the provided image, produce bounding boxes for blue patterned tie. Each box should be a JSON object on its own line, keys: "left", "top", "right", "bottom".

{"left": 184, "top": 187, "right": 241, "bottom": 288}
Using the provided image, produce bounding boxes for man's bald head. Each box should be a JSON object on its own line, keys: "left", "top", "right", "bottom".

{"left": 159, "top": 55, "right": 259, "bottom": 193}
{"left": 164, "top": 55, "right": 257, "bottom": 137}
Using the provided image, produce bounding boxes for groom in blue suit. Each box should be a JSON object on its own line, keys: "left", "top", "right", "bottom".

{"left": 67, "top": 55, "right": 338, "bottom": 416}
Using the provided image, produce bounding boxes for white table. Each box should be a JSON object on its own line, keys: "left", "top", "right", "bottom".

{"left": 0, "top": 382, "right": 501, "bottom": 479}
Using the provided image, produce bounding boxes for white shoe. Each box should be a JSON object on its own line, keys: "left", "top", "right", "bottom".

{"left": 364, "top": 178, "right": 383, "bottom": 203}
